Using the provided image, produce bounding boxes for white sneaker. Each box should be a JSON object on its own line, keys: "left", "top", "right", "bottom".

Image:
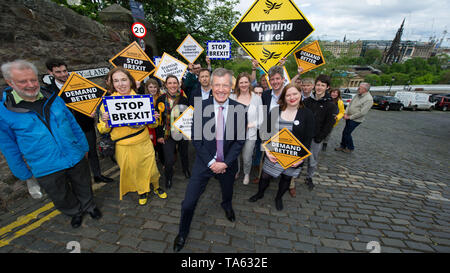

{"left": 243, "top": 174, "right": 250, "bottom": 185}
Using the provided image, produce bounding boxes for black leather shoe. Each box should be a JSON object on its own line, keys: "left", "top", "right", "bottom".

{"left": 183, "top": 170, "right": 191, "bottom": 179}
{"left": 173, "top": 235, "right": 186, "bottom": 252}
{"left": 94, "top": 175, "right": 114, "bottom": 183}
{"left": 275, "top": 198, "right": 283, "bottom": 211}
{"left": 166, "top": 179, "right": 172, "bottom": 189}
{"left": 71, "top": 215, "right": 83, "bottom": 228}
{"left": 224, "top": 209, "right": 235, "bottom": 222}
{"left": 89, "top": 207, "right": 102, "bottom": 220}
{"left": 248, "top": 193, "right": 263, "bottom": 202}
{"left": 305, "top": 178, "right": 315, "bottom": 191}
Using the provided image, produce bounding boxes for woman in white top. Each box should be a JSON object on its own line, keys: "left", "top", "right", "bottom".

{"left": 230, "top": 72, "right": 264, "bottom": 184}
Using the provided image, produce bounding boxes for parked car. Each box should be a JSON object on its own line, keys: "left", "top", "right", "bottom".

{"left": 372, "top": 96, "right": 404, "bottom": 111}
{"left": 434, "top": 95, "right": 450, "bottom": 111}
{"left": 341, "top": 93, "right": 357, "bottom": 108}
{"left": 394, "top": 91, "right": 435, "bottom": 111}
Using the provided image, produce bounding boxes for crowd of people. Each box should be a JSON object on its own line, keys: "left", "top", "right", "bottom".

{"left": 0, "top": 56, "right": 373, "bottom": 251}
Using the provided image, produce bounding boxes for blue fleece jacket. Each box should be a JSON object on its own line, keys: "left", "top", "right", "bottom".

{"left": 0, "top": 86, "right": 88, "bottom": 180}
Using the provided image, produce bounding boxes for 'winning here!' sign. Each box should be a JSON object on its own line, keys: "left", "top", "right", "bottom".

{"left": 102, "top": 95, "right": 156, "bottom": 128}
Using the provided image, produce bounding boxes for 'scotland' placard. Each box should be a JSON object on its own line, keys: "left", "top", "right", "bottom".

{"left": 176, "top": 34, "right": 204, "bottom": 63}
{"left": 102, "top": 95, "right": 156, "bottom": 128}
{"left": 153, "top": 53, "right": 188, "bottom": 82}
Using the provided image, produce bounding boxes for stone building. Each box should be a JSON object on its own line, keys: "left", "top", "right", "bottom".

{"left": 321, "top": 40, "right": 363, "bottom": 58}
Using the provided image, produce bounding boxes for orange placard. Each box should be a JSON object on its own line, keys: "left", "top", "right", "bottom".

{"left": 109, "top": 41, "right": 156, "bottom": 82}
{"left": 262, "top": 127, "right": 311, "bottom": 169}
{"left": 58, "top": 73, "right": 107, "bottom": 117}
{"left": 294, "top": 40, "right": 326, "bottom": 74}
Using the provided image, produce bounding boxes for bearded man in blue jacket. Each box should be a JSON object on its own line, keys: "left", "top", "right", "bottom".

{"left": 0, "top": 60, "right": 101, "bottom": 228}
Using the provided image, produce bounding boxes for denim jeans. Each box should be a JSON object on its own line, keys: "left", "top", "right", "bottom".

{"left": 340, "top": 119, "right": 361, "bottom": 150}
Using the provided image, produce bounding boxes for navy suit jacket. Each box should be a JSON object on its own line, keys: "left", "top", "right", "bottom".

{"left": 188, "top": 85, "right": 212, "bottom": 107}
{"left": 191, "top": 97, "right": 247, "bottom": 173}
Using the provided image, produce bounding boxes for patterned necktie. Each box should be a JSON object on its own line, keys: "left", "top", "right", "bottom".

{"left": 216, "top": 106, "right": 224, "bottom": 162}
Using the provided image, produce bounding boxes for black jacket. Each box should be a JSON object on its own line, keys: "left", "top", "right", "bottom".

{"left": 303, "top": 93, "right": 338, "bottom": 143}
{"left": 265, "top": 106, "right": 315, "bottom": 150}
{"left": 155, "top": 93, "right": 189, "bottom": 139}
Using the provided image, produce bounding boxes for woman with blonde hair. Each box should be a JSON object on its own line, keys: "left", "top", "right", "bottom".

{"left": 98, "top": 67, "right": 166, "bottom": 205}
{"left": 230, "top": 72, "right": 263, "bottom": 185}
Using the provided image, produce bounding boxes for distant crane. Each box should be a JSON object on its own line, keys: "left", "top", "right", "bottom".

{"left": 436, "top": 30, "right": 448, "bottom": 49}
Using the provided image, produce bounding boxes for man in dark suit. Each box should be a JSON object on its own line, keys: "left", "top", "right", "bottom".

{"left": 173, "top": 68, "right": 247, "bottom": 252}
{"left": 188, "top": 68, "right": 213, "bottom": 107}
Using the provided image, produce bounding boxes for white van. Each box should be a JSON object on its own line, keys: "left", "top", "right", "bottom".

{"left": 394, "top": 91, "right": 435, "bottom": 111}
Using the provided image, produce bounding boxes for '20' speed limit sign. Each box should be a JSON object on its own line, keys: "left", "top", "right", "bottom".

{"left": 132, "top": 22, "right": 147, "bottom": 39}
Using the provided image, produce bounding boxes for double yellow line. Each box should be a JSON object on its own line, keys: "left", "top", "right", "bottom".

{"left": 0, "top": 166, "right": 119, "bottom": 248}
{"left": 0, "top": 203, "right": 60, "bottom": 247}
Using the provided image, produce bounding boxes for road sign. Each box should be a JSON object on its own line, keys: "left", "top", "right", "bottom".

{"left": 58, "top": 73, "right": 107, "bottom": 117}
{"left": 206, "top": 40, "right": 232, "bottom": 60}
{"left": 102, "top": 95, "right": 156, "bottom": 128}
{"left": 294, "top": 40, "right": 326, "bottom": 74}
{"left": 129, "top": 0, "right": 145, "bottom": 20}
{"left": 262, "top": 127, "right": 311, "bottom": 169}
{"left": 230, "top": 0, "right": 314, "bottom": 73}
{"left": 131, "top": 22, "right": 147, "bottom": 39}
{"left": 153, "top": 52, "right": 188, "bottom": 82}
{"left": 176, "top": 34, "right": 204, "bottom": 63}
{"left": 109, "top": 41, "right": 156, "bottom": 82}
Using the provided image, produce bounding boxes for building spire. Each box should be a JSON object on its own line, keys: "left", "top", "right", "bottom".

{"left": 382, "top": 18, "right": 405, "bottom": 64}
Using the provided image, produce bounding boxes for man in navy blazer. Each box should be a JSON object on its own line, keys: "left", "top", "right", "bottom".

{"left": 188, "top": 68, "right": 213, "bottom": 107}
{"left": 174, "top": 68, "right": 247, "bottom": 252}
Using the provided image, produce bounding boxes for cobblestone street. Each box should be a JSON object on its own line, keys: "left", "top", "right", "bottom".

{"left": 0, "top": 109, "right": 449, "bottom": 253}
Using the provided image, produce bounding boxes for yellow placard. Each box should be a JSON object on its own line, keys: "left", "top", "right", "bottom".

{"left": 58, "top": 73, "right": 107, "bottom": 117}
{"left": 262, "top": 127, "right": 311, "bottom": 169}
{"left": 294, "top": 40, "right": 326, "bottom": 74}
{"left": 176, "top": 34, "right": 204, "bottom": 64}
{"left": 172, "top": 105, "right": 194, "bottom": 140}
{"left": 109, "top": 41, "right": 156, "bottom": 82}
{"left": 230, "top": 0, "right": 314, "bottom": 73}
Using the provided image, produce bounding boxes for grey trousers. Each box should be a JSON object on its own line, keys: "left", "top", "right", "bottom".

{"left": 307, "top": 140, "right": 323, "bottom": 179}
{"left": 37, "top": 157, "right": 96, "bottom": 217}
{"left": 237, "top": 139, "right": 257, "bottom": 175}
{"left": 290, "top": 140, "right": 322, "bottom": 189}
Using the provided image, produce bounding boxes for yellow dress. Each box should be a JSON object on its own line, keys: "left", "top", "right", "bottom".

{"left": 97, "top": 91, "right": 160, "bottom": 200}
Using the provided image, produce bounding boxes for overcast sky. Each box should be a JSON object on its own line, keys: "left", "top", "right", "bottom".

{"left": 234, "top": 0, "right": 449, "bottom": 47}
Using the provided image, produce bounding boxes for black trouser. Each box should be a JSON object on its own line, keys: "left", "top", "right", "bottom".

{"left": 84, "top": 128, "right": 101, "bottom": 177}
{"left": 162, "top": 138, "right": 189, "bottom": 181}
{"left": 255, "top": 171, "right": 292, "bottom": 200}
{"left": 36, "top": 157, "right": 96, "bottom": 217}
{"left": 179, "top": 160, "right": 237, "bottom": 237}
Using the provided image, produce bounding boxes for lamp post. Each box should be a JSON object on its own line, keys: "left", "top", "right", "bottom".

{"left": 388, "top": 76, "right": 395, "bottom": 95}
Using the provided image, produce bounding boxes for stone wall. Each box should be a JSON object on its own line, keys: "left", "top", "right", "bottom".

{"left": 0, "top": 0, "right": 140, "bottom": 207}
{"left": 0, "top": 0, "right": 132, "bottom": 86}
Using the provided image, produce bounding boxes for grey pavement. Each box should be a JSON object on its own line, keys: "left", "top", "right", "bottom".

{"left": 0, "top": 109, "right": 449, "bottom": 253}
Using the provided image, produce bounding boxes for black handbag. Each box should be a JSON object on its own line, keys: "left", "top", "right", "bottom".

{"left": 98, "top": 128, "right": 146, "bottom": 158}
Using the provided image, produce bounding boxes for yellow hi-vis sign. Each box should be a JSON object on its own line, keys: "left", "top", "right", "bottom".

{"left": 294, "top": 40, "right": 326, "bottom": 74}
{"left": 58, "top": 73, "right": 107, "bottom": 117}
{"left": 109, "top": 41, "right": 156, "bottom": 82}
{"left": 263, "top": 127, "right": 311, "bottom": 169}
{"left": 230, "top": 0, "right": 314, "bottom": 73}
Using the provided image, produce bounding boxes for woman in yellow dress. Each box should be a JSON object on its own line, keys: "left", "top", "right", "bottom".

{"left": 98, "top": 67, "right": 166, "bottom": 205}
